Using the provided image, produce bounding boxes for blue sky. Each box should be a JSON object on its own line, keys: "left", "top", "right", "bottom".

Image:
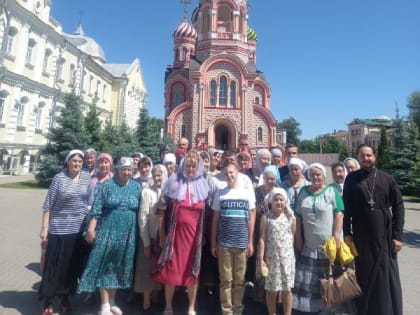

{"left": 51, "top": 0, "right": 420, "bottom": 140}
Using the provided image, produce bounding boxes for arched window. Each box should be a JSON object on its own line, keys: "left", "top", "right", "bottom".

{"left": 172, "top": 82, "right": 185, "bottom": 107}
{"left": 34, "top": 102, "right": 45, "bottom": 130}
{"left": 42, "top": 49, "right": 52, "bottom": 74}
{"left": 182, "top": 47, "right": 187, "bottom": 61}
{"left": 230, "top": 81, "right": 236, "bottom": 106}
{"left": 254, "top": 97, "right": 260, "bottom": 105}
{"left": 16, "top": 96, "right": 29, "bottom": 126}
{"left": 217, "top": 5, "right": 231, "bottom": 32}
{"left": 0, "top": 90, "right": 9, "bottom": 123}
{"left": 219, "top": 75, "right": 227, "bottom": 105}
{"left": 88, "top": 76, "right": 94, "bottom": 95}
{"left": 25, "top": 38, "right": 36, "bottom": 66}
{"left": 69, "top": 64, "right": 76, "bottom": 86}
{"left": 210, "top": 80, "right": 217, "bottom": 105}
{"left": 56, "top": 58, "right": 65, "bottom": 81}
{"left": 181, "top": 124, "right": 186, "bottom": 138}
{"left": 6, "top": 26, "right": 18, "bottom": 55}
{"left": 257, "top": 127, "right": 263, "bottom": 143}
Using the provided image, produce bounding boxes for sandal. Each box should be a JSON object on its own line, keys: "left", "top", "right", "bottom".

{"left": 41, "top": 307, "right": 53, "bottom": 315}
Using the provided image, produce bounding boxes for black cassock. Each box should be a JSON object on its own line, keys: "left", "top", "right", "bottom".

{"left": 343, "top": 168, "right": 404, "bottom": 315}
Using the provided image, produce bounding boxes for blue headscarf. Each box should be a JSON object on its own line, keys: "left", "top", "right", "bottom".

{"left": 263, "top": 165, "right": 282, "bottom": 186}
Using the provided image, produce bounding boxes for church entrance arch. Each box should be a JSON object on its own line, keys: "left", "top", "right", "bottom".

{"left": 215, "top": 125, "right": 229, "bottom": 150}
{"left": 209, "top": 118, "right": 237, "bottom": 151}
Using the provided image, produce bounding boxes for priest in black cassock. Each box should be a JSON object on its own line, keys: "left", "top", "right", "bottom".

{"left": 343, "top": 144, "right": 404, "bottom": 315}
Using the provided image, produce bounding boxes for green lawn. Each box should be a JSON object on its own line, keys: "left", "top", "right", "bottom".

{"left": 0, "top": 180, "right": 44, "bottom": 189}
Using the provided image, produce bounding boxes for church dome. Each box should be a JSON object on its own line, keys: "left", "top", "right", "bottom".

{"left": 173, "top": 18, "right": 197, "bottom": 40}
{"left": 64, "top": 24, "right": 106, "bottom": 63}
{"left": 247, "top": 26, "right": 258, "bottom": 41}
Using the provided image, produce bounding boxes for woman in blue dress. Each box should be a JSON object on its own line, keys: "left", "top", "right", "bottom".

{"left": 78, "top": 157, "right": 142, "bottom": 315}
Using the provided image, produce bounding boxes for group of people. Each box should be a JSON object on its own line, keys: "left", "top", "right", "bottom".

{"left": 38, "top": 139, "right": 405, "bottom": 315}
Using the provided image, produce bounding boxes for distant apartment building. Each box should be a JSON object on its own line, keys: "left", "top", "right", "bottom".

{"left": 0, "top": 0, "right": 147, "bottom": 174}
{"left": 347, "top": 116, "right": 395, "bottom": 153}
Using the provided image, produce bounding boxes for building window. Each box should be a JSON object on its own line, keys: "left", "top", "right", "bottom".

{"left": 102, "top": 84, "right": 107, "bottom": 101}
{"left": 25, "top": 38, "right": 36, "bottom": 66}
{"left": 230, "top": 81, "right": 236, "bottom": 106}
{"left": 254, "top": 97, "right": 260, "bottom": 105}
{"left": 182, "top": 47, "right": 187, "bottom": 61}
{"left": 0, "top": 97, "right": 5, "bottom": 122}
{"left": 56, "top": 58, "right": 65, "bottom": 81}
{"left": 88, "top": 76, "right": 94, "bottom": 95}
{"left": 96, "top": 80, "right": 101, "bottom": 98}
{"left": 181, "top": 124, "right": 186, "bottom": 138}
{"left": 257, "top": 127, "right": 263, "bottom": 143}
{"left": 172, "top": 83, "right": 185, "bottom": 107}
{"left": 16, "top": 103, "right": 25, "bottom": 126}
{"left": 34, "top": 104, "right": 44, "bottom": 130}
{"left": 219, "top": 75, "right": 227, "bottom": 105}
{"left": 69, "top": 64, "right": 76, "bottom": 86}
{"left": 5, "top": 26, "right": 18, "bottom": 56}
{"left": 42, "top": 49, "right": 52, "bottom": 74}
{"left": 210, "top": 80, "right": 217, "bottom": 105}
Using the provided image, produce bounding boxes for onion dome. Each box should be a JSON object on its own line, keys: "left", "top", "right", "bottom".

{"left": 191, "top": 5, "right": 200, "bottom": 24}
{"left": 64, "top": 24, "right": 106, "bottom": 63}
{"left": 247, "top": 26, "right": 258, "bottom": 41}
{"left": 173, "top": 18, "right": 197, "bottom": 40}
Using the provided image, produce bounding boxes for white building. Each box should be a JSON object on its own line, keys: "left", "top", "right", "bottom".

{"left": 0, "top": 0, "right": 147, "bottom": 174}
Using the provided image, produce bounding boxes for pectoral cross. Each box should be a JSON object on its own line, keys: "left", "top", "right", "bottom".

{"left": 368, "top": 197, "right": 375, "bottom": 211}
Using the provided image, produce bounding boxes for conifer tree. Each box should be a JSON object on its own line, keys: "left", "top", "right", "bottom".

{"left": 136, "top": 107, "right": 164, "bottom": 161}
{"left": 84, "top": 102, "right": 104, "bottom": 151}
{"left": 377, "top": 127, "right": 391, "bottom": 170}
{"left": 36, "top": 93, "right": 87, "bottom": 186}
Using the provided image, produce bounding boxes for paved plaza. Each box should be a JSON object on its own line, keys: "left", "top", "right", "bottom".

{"left": 0, "top": 178, "right": 419, "bottom": 314}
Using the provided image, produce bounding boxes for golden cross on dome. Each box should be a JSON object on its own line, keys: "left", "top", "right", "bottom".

{"left": 180, "top": 0, "right": 193, "bottom": 19}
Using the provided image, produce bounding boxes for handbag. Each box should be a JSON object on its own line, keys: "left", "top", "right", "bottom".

{"left": 320, "top": 264, "right": 362, "bottom": 307}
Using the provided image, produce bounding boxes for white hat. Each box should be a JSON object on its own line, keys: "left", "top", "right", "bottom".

{"left": 288, "top": 157, "right": 306, "bottom": 170}
{"left": 308, "top": 162, "right": 327, "bottom": 178}
{"left": 163, "top": 153, "right": 176, "bottom": 164}
{"left": 65, "top": 149, "right": 84, "bottom": 163}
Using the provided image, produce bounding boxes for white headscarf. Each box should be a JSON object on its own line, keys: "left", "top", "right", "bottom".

{"left": 264, "top": 187, "right": 294, "bottom": 217}
{"left": 308, "top": 163, "right": 327, "bottom": 178}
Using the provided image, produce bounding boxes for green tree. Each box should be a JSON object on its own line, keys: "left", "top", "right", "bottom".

{"left": 277, "top": 117, "right": 302, "bottom": 145}
{"left": 83, "top": 103, "right": 104, "bottom": 151}
{"left": 390, "top": 124, "right": 420, "bottom": 195}
{"left": 377, "top": 127, "right": 391, "bottom": 170}
{"left": 102, "top": 119, "right": 137, "bottom": 161}
{"left": 136, "top": 107, "right": 165, "bottom": 161}
{"left": 36, "top": 93, "right": 87, "bottom": 186}
{"left": 299, "top": 139, "right": 316, "bottom": 153}
{"left": 407, "top": 91, "right": 420, "bottom": 130}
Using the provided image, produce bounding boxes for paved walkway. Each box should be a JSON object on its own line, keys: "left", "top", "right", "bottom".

{"left": 0, "top": 180, "right": 419, "bottom": 314}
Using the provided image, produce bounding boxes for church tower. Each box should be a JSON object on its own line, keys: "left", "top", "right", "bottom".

{"left": 164, "top": 0, "right": 277, "bottom": 151}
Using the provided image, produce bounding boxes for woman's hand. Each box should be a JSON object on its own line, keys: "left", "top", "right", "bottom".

{"left": 85, "top": 230, "right": 95, "bottom": 244}
{"left": 40, "top": 227, "right": 48, "bottom": 241}
{"left": 334, "top": 232, "right": 341, "bottom": 248}
{"left": 144, "top": 246, "right": 152, "bottom": 259}
{"left": 211, "top": 246, "right": 218, "bottom": 258}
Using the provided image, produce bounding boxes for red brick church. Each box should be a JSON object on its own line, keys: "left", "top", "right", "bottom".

{"left": 164, "top": 0, "right": 279, "bottom": 151}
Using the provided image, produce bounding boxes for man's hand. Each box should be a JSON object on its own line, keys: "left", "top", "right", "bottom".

{"left": 392, "top": 239, "right": 403, "bottom": 253}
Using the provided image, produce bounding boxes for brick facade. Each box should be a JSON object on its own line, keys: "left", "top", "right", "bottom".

{"left": 165, "top": 0, "right": 278, "bottom": 151}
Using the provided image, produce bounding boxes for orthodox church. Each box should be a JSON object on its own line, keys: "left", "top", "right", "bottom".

{"left": 164, "top": 0, "right": 281, "bottom": 151}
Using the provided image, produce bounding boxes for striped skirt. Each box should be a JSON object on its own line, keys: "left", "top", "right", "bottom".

{"left": 293, "top": 246, "right": 330, "bottom": 313}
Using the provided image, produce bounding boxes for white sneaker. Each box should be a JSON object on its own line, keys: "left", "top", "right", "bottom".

{"left": 110, "top": 306, "right": 123, "bottom": 315}
{"left": 98, "top": 310, "right": 113, "bottom": 315}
